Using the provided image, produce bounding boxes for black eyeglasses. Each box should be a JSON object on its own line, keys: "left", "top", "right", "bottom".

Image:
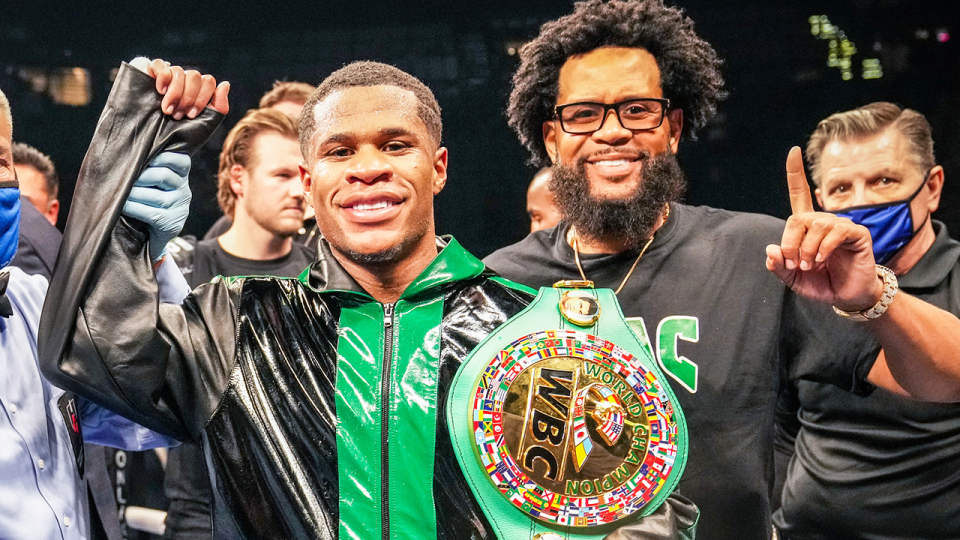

{"left": 554, "top": 98, "right": 671, "bottom": 134}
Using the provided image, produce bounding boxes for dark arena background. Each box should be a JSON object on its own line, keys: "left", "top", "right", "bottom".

{"left": 2, "top": 0, "right": 958, "bottom": 257}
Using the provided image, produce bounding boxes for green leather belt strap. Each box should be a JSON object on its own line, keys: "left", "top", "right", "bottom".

{"left": 447, "top": 286, "right": 690, "bottom": 540}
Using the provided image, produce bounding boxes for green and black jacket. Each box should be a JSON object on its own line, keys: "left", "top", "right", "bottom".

{"left": 36, "top": 63, "right": 527, "bottom": 539}
{"left": 56, "top": 217, "right": 536, "bottom": 540}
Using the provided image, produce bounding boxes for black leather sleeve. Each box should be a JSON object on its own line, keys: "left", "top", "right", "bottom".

{"left": 38, "top": 62, "right": 231, "bottom": 442}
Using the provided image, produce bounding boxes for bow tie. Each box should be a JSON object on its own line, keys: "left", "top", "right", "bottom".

{"left": 0, "top": 269, "right": 12, "bottom": 318}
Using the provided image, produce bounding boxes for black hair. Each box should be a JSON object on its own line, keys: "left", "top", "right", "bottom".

{"left": 508, "top": 0, "right": 725, "bottom": 166}
{"left": 12, "top": 142, "right": 59, "bottom": 199}
{"left": 299, "top": 61, "right": 442, "bottom": 160}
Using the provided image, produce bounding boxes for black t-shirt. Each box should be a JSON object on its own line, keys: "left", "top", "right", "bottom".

{"left": 484, "top": 203, "right": 880, "bottom": 540}
{"left": 774, "top": 221, "right": 960, "bottom": 540}
{"left": 165, "top": 237, "right": 316, "bottom": 539}
{"left": 177, "top": 237, "right": 316, "bottom": 289}
{"left": 202, "top": 215, "right": 321, "bottom": 252}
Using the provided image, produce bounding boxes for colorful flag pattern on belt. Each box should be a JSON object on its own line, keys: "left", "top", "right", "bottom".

{"left": 469, "top": 329, "right": 681, "bottom": 527}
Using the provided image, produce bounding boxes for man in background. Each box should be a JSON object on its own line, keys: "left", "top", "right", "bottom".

{"left": 526, "top": 167, "right": 561, "bottom": 233}
{"left": 774, "top": 103, "right": 960, "bottom": 540}
{"left": 164, "top": 107, "right": 314, "bottom": 540}
{"left": 10, "top": 143, "right": 61, "bottom": 279}
{"left": 12, "top": 142, "right": 59, "bottom": 226}
{"left": 168, "top": 108, "right": 313, "bottom": 286}
{"left": 203, "top": 81, "right": 319, "bottom": 246}
{"left": 258, "top": 80, "right": 314, "bottom": 117}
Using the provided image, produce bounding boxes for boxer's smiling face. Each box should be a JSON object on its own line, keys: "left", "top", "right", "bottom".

{"left": 300, "top": 85, "right": 447, "bottom": 266}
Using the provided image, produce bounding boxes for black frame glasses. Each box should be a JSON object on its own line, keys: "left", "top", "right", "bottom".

{"left": 554, "top": 98, "right": 671, "bottom": 134}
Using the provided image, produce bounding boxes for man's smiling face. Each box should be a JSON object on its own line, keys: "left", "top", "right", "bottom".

{"left": 300, "top": 85, "right": 447, "bottom": 265}
{"left": 543, "top": 46, "right": 682, "bottom": 201}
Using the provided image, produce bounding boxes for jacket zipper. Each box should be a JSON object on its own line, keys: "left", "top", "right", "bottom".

{"left": 381, "top": 302, "right": 395, "bottom": 540}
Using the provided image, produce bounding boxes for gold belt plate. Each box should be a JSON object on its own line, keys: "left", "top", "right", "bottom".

{"left": 470, "top": 329, "right": 680, "bottom": 527}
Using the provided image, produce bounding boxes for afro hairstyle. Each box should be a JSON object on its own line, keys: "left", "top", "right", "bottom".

{"left": 508, "top": 0, "right": 725, "bottom": 166}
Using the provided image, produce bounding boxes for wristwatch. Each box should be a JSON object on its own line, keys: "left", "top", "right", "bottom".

{"left": 832, "top": 265, "right": 898, "bottom": 321}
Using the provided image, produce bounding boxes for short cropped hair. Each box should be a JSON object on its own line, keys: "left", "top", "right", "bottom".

{"left": 218, "top": 108, "right": 299, "bottom": 217}
{"left": 12, "top": 143, "right": 59, "bottom": 199}
{"left": 299, "top": 61, "right": 442, "bottom": 162}
{"left": 508, "top": 0, "right": 725, "bottom": 166}
{"left": 806, "top": 102, "right": 935, "bottom": 186}
{"left": 0, "top": 87, "right": 11, "bottom": 134}
{"left": 259, "top": 81, "right": 316, "bottom": 109}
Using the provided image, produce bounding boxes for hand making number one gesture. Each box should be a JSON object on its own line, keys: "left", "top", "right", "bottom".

{"left": 765, "top": 147, "right": 884, "bottom": 313}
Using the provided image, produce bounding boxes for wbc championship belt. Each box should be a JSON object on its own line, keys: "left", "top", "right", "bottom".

{"left": 448, "top": 281, "right": 689, "bottom": 540}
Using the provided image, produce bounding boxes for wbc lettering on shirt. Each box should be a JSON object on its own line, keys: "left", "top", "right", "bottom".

{"left": 627, "top": 316, "right": 700, "bottom": 394}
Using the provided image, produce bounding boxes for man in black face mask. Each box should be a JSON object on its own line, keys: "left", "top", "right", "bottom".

{"left": 483, "top": 2, "right": 960, "bottom": 539}
{"left": 773, "top": 102, "right": 960, "bottom": 540}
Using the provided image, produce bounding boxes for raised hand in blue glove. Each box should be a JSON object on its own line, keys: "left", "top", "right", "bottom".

{"left": 122, "top": 152, "right": 192, "bottom": 261}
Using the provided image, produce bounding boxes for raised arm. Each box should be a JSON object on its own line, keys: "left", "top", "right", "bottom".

{"left": 38, "top": 60, "right": 235, "bottom": 440}
{"left": 766, "top": 147, "right": 960, "bottom": 402}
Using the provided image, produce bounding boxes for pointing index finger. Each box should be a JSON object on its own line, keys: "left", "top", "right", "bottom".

{"left": 786, "top": 146, "right": 814, "bottom": 215}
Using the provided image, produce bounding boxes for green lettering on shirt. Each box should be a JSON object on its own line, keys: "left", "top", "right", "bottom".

{"left": 657, "top": 316, "right": 700, "bottom": 393}
{"left": 627, "top": 316, "right": 700, "bottom": 394}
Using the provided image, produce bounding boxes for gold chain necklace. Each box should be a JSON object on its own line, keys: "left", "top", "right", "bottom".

{"left": 570, "top": 204, "right": 668, "bottom": 295}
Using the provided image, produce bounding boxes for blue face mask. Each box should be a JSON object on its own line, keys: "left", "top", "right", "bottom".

{"left": 0, "top": 177, "right": 20, "bottom": 269}
{"left": 832, "top": 172, "right": 929, "bottom": 265}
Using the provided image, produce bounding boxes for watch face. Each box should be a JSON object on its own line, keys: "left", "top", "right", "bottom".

{"left": 470, "top": 330, "right": 680, "bottom": 527}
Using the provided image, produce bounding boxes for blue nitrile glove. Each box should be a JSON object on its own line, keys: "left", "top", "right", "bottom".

{"left": 122, "top": 152, "right": 192, "bottom": 262}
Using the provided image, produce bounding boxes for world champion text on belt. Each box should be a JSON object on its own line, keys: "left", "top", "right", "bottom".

{"left": 469, "top": 328, "right": 681, "bottom": 527}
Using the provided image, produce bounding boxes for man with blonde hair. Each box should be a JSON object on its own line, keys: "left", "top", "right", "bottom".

{"left": 258, "top": 80, "right": 315, "bottom": 117}
{"left": 169, "top": 107, "right": 313, "bottom": 285}
{"left": 774, "top": 102, "right": 960, "bottom": 540}
{"left": 203, "top": 81, "right": 320, "bottom": 245}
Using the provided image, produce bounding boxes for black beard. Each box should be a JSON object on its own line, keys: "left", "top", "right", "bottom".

{"left": 334, "top": 226, "right": 429, "bottom": 267}
{"left": 340, "top": 242, "right": 408, "bottom": 265}
{"left": 550, "top": 151, "right": 686, "bottom": 247}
